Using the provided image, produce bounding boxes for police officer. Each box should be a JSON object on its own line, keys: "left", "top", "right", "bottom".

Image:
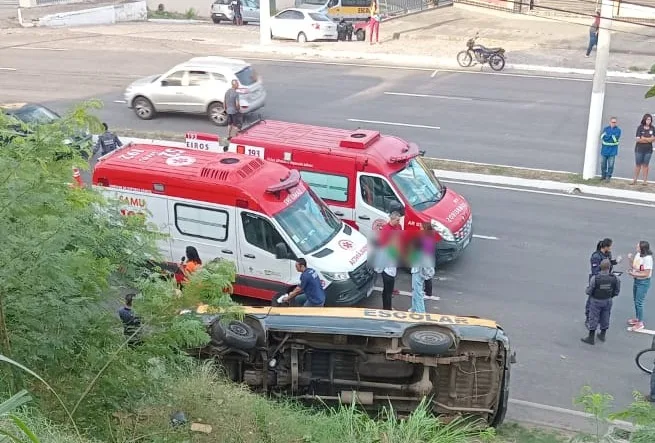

{"left": 94, "top": 122, "right": 123, "bottom": 156}
{"left": 582, "top": 259, "right": 620, "bottom": 345}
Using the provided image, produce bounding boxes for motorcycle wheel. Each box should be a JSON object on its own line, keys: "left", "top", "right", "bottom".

{"left": 489, "top": 53, "right": 506, "bottom": 71}
{"left": 456, "top": 50, "right": 473, "bottom": 68}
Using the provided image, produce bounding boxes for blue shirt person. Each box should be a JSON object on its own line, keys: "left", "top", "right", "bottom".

{"left": 284, "top": 258, "right": 326, "bottom": 307}
{"left": 600, "top": 117, "right": 621, "bottom": 180}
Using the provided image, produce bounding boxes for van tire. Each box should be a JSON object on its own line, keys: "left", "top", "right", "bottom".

{"left": 208, "top": 102, "right": 228, "bottom": 126}
{"left": 297, "top": 32, "right": 307, "bottom": 43}
{"left": 405, "top": 328, "right": 453, "bottom": 355}
{"left": 212, "top": 17, "right": 221, "bottom": 24}
{"left": 133, "top": 96, "right": 156, "bottom": 120}
{"left": 211, "top": 320, "right": 257, "bottom": 350}
{"left": 355, "top": 29, "right": 365, "bottom": 41}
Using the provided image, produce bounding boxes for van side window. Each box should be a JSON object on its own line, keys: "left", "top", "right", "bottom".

{"left": 299, "top": 171, "right": 348, "bottom": 202}
{"left": 211, "top": 72, "right": 227, "bottom": 83}
{"left": 175, "top": 204, "right": 229, "bottom": 241}
{"left": 359, "top": 175, "right": 397, "bottom": 212}
{"left": 188, "top": 71, "right": 210, "bottom": 86}
{"left": 241, "top": 212, "right": 286, "bottom": 255}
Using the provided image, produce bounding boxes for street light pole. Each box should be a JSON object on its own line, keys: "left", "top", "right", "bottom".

{"left": 260, "top": 0, "right": 272, "bottom": 45}
{"left": 582, "top": 0, "right": 614, "bottom": 180}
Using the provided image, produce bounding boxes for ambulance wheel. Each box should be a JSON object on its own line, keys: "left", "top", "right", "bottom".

{"left": 133, "top": 96, "right": 155, "bottom": 120}
{"left": 208, "top": 102, "right": 228, "bottom": 126}
{"left": 211, "top": 320, "right": 257, "bottom": 350}
{"left": 355, "top": 29, "right": 365, "bottom": 41}
{"left": 404, "top": 327, "right": 453, "bottom": 356}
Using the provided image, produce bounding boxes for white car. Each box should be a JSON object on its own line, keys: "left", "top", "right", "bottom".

{"left": 270, "top": 8, "right": 337, "bottom": 43}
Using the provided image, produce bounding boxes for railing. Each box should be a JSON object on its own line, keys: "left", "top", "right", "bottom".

{"left": 383, "top": 0, "right": 452, "bottom": 16}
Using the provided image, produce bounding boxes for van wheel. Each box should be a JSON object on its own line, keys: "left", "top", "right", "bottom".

{"left": 211, "top": 320, "right": 257, "bottom": 350}
{"left": 133, "top": 96, "right": 155, "bottom": 120}
{"left": 212, "top": 17, "right": 221, "bottom": 24}
{"left": 404, "top": 328, "right": 453, "bottom": 355}
{"left": 355, "top": 29, "right": 365, "bottom": 41}
{"left": 297, "top": 32, "right": 307, "bottom": 43}
{"left": 208, "top": 102, "right": 228, "bottom": 126}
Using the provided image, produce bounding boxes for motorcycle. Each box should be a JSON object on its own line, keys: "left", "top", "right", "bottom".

{"left": 456, "top": 33, "right": 506, "bottom": 72}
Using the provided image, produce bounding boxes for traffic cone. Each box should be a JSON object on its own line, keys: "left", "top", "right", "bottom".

{"left": 71, "top": 167, "right": 84, "bottom": 188}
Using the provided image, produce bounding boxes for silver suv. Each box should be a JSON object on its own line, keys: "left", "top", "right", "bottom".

{"left": 211, "top": 0, "right": 260, "bottom": 24}
{"left": 124, "top": 56, "right": 266, "bottom": 126}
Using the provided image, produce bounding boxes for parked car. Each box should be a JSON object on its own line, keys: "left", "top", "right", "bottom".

{"left": 211, "top": 0, "right": 260, "bottom": 24}
{"left": 185, "top": 305, "right": 513, "bottom": 426}
{"left": 123, "top": 56, "right": 266, "bottom": 126}
{"left": 270, "top": 8, "right": 338, "bottom": 42}
{"left": 0, "top": 102, "right": 92, "bottom": 157}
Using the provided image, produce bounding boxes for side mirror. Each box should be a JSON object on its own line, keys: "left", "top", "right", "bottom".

{"left": 275, "top": 242, "right": 289, "bottom": 260}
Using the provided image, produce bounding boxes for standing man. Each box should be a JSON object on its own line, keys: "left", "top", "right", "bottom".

{"left": 374, "top": 211, "right": 402, "bottom": 311}
{"left": 581, "top": 259, "right": 620, "bottom": 345}
{"left": 586, "top": 11, "right": 600, "bottom": 57}
{"left": 224, "top": 79, "right": 241, "bottom": 139}
{"left": 94, "top": 122, "right": 123, "bottom": 157}
{"left": 600, "top": 117, "right": 621, "bottom": 181}
{"left": 281, "top": 258, "right": 326, "bottom": 307}
{"left": 118, "top": 293, "right": 142, "bottom": 347}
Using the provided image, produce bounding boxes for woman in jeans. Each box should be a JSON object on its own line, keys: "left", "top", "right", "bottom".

{"left": 628, "top": 240, "right": 653, "bottom": 331}
{"left": 632, "top": 114, "right": 655, "bottom": 185}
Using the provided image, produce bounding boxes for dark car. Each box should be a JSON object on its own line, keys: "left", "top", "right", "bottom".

{"left": 0, "top": 103, "right": 92, "bottom": 158}
{"left": 185, "top": 305, "right": 514, "bottom": 427}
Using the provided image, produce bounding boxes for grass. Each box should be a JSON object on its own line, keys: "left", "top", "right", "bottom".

{"left": 650, "top": 63, "right": 655, "bottom": 74}
{"left": 495, "top": 422, "right": 571, "bottom": 442}
{"left": 147, "top": 7, "right": 198, "bottom": 20}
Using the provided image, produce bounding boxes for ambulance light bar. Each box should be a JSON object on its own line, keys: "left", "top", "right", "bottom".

{"left": 266, "top": 170, "right": 301, "bottom": 193}
{"left": 389, "top": 143, "right": 420, "bottom": 163}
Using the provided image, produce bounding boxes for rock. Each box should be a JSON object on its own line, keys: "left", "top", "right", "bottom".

{"left": 191, "top": 423, "right": 213, "bottom": 434}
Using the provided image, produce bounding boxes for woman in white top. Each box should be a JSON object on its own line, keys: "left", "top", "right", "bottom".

{"left": 627, "top": 240, "right": 653, "bottom": 331}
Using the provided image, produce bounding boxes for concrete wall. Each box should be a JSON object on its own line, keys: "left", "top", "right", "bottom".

{"left": 147, "top": 0, "right": 296, "bottom": 18}
{"left": 38, "top": 0, "right": 146, "bottom": 26}
{"left": 617, "top": 1, "right": 655, "bottom": 18}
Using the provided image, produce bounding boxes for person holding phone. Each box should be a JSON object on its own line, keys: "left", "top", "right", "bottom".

{"left": 627, "top": 240, "right": 653, "bottom": 331}
{"left": 175, "top": 246, "right": 203, "bottom": 286}
{"left": 632, "top": 114, "right": 655, "bottom": 185}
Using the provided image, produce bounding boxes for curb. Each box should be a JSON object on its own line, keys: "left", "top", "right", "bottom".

{"left": 234, "top": 44, "right": 655, "bottom": 80}
{"left": 435, "top": 169, "right": 655, "bottom": 203}
{"left": 147, "top": 18, "right": 209, "bottom": 24}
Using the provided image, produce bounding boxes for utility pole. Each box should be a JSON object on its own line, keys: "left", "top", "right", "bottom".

{"left": 582, "top": 0, "right": 614, "bottom": 180}
{"left": 260, "top": 0, "right": 272, "bottom": 45}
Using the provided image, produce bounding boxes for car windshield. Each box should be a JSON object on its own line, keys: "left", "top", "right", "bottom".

{"left": 12, "top": 105, "right": 59, "bottom": 124}
{"left": 309, "top": 12, "right": 330, "bottom": 20}
{"left": 235, "top": 66, "right": 258, "bottom": 86}
{"left": 274, "top": 188, "right": 342, "bottom": 254}
{"left": 390, "top": 157, "right": 445, "bottom": 211}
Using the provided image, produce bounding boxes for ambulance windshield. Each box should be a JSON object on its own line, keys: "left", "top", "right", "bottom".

{"left": 274, "top": 188, "right": 342, "bottom": 254}
{"left": 391, "top": 158, "right": 445, "bottom": 211}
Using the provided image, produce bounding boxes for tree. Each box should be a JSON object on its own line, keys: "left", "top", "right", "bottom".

{"left": 0, "top": 102, "right": 237, "bottom": 437}
{"left": 645, "top": 85, "right": 655, "bottom": 99}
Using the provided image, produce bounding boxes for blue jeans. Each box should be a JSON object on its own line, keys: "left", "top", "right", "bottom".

{"left": 601, "top": 155, "right": 616, "bottom": 179}
{"left": 586, "top": 32, "right": 598, "bottom": 56}
{"left": 411, "top": 271, "right": 426, "bottom": 313}
{"left": 633, "top": 278, "right": 651, "bottom": 322}
{"left": 295, "top": 293, "right": 324, "bottom": 307}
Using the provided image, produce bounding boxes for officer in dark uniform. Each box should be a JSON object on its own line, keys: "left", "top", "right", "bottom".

{"left": 94, "top": 122, "right": 123, "bottom": 157}
{"left": 118, "top": 293, "right": 142, "bottom": 347}
{"left": 582, "top": 259, "right": 620, "bottom": 345}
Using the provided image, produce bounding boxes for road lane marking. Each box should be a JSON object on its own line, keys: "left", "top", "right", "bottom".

{"left": 113, "top": 100, "right": 127, "bottom": 104}
{"left": 443, "top": 179, "right": 655, "bottom": 208}
{"left": 236, "top": 57, "right": 651, "bottom": 86}
{"left": 473, "top": 234, "right": 498, "bottom": 240}
{"left": 20, "top": 47, "right": 68, "bottom": 51}
{"left": 384, "top": 91, "right": 473, "bottom": 101}
{"left": 372, "top": 287, "right": 440, "bottom": 300}
{"left": 0, "top": 67, "right": 16, "bottom": 71}
{"left": 348, "top": 118, "right": 440, "bottom": 130}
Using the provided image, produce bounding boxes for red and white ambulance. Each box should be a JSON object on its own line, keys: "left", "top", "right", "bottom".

{"left": 92, "top": 144, "right": 374, "bottom": 306}
{"left": 184, "top": 121, "right": 473, "bottom": 263}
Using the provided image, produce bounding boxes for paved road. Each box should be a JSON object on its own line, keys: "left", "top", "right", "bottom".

{"left": 1, "top": 41, "right": 653, "bottom": 179}
{"left": 3, "top": 39, "right": 655, "bottom": 411}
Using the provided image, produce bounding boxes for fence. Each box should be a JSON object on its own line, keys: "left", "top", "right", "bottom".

{"left": 383, "top": 0, "right": 453, "bottom": 17}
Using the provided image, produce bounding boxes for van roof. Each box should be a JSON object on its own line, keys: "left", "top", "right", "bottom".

{"left": 232, "top": 120, "right": 419, "bottom": 168}
{"left": 92, "top": 144, "right": 307, "bottom": 215}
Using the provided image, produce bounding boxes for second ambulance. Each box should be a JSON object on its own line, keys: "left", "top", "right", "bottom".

{"left": 93, "top": 144, "right": 374, "bottom": 306}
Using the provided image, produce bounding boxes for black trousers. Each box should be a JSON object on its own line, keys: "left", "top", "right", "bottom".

{"left": 381, "top": 271, "right": 395, "bottom": 310}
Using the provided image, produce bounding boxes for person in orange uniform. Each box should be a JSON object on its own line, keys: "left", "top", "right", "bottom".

{"left": 175, "top": 246, "right": 203, "bottom": 286}
{"left": 369, "top": 0, "right": 380, "bottom": 45}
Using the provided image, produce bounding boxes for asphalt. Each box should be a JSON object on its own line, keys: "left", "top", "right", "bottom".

{"left": 2, "top": 40, "right": 655, "bottom": 414}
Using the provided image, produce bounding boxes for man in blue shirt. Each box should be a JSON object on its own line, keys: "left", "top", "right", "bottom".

{"left": 118, "top": 293, "right": 142, "bottom": 346}
{"left": 600, "top": 117, "right": 621, "bottom": 181}
{"left": 283, "top": 258, "right": 326, "bottom": 307}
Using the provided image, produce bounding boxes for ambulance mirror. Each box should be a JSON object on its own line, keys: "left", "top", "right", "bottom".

{"left": 275, "top": 242, "right": 290, "bottom": 260}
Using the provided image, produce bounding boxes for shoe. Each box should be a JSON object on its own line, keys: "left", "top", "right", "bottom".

{"left": 630, "top": 322, "right": 645, "bottom": 331}
{"left": 628, "top": 318, "right": 639, "bottom": 325}
{"left": 581, "top": 331, "right": 595, "bottom": 345}
{"left": 585, "top": 54, "right": 590, "bottom": 58}
{"left": 597, "top": 330, "right": 606, "bottom": 342}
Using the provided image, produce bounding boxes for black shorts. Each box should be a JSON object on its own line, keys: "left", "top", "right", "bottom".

{"left": 227, "top": 113, "right": 241, "bottom": 127}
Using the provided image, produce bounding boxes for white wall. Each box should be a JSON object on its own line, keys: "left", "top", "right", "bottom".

{"left": 38, "top": 0, "right": 146, "bottom": 26}
{"left": 617, "top": 1, "right": 655, "bottom": 18}
{"left": 147, "top": 0, "right": 296, "bottom": 18}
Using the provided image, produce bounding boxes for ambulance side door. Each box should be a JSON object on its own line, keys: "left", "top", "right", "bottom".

{"left": 168, "top": 200, "right": 236, "bottom": 266}
{"left": 355, "top": 172, "right": 403, "bottom": 238}
{"left": 236, "top": 210, "right": 295, "bottom": 293}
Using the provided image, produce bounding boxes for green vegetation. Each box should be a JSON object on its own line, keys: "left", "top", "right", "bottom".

{"left": 147, "top": 6, "right": 199, "bottom": 20}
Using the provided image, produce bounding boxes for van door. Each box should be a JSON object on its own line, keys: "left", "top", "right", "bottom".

{"left": 236, "top": 210, "right": 295, "bottom": 297}
{"left": 151, "top": 70, "right": 187, "bottom": 112}
{"left": 355, "top": 172, "right": 403, "bottom": 238}
{"left": 168, "top": 200, "right": 236, "bottom": 266}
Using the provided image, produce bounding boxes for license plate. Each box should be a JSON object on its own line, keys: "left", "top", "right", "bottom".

{"left": 462, "top": 237, "right": 471, "bottom": 249}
